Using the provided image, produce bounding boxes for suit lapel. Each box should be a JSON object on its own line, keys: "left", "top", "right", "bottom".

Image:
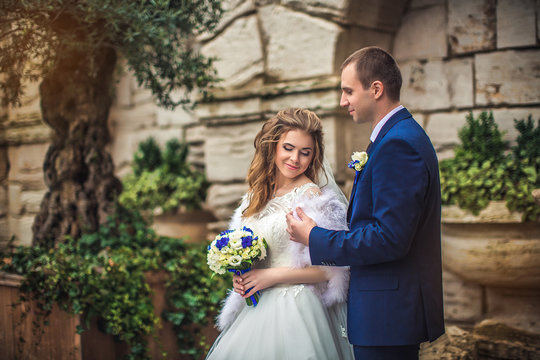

{"left": 346, "top": 108, "right": 413, "bottom": 224}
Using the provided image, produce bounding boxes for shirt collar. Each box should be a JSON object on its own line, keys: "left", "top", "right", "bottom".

{"left": 370, "top": 105, "right": 404, "bottom": 143}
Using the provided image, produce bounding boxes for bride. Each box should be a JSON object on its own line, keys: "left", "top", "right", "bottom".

{"left": 205, "top": 108, "right": 354, "bottom": 359}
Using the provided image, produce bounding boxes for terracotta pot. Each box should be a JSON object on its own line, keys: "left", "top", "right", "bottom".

{"left": 0, "top": 273, "right": 82, "bottom": 360}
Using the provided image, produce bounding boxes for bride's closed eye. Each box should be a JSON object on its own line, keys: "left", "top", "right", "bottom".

{"left": 283, "top": 145, "right": 311, "bottom": 157}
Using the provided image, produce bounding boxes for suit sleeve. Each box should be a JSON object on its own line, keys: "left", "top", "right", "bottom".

{"left": 310, "top": 138, "right": 428, "bottom": 266}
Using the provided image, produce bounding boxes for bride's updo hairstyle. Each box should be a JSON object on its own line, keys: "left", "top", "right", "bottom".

{"left": 243, "top": 108, "right": 324, "bottom": 217}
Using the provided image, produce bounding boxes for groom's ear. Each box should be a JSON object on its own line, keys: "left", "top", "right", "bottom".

{"left": 371, "top": 81, "right": 384, "bottom": 100}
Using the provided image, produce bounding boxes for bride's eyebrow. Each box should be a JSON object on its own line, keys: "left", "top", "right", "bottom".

{"left": 283, "top": 142, "right": 313, "bottom": 150}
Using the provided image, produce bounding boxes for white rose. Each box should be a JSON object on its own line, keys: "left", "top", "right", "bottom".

{"left": 351, "top": 151, "right": 368, "bottom": 165}
{"left": 228, "top": 255, "right": 243, "bottom": 267}
{"left": 229, "top": 239, "right": 243, "bottom": 250}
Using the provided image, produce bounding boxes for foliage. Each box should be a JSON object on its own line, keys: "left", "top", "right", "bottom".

{"left": 440, "top": 112, "right": 540, "bottom": 221}
{"left": 120, "top": 137, "right": 209, "bottom": 212}
{"left": 0, "top": 0, "right": 223, "bottom": 108}
{"left": 1, "top": 206, "right": 229, "bottom": 360}
{"left": 506, "top": 115, "right": 540, "bottom": 218}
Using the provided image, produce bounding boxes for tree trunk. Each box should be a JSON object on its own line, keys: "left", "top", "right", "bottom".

{"left": 32, "top": 46, "right": 121, "bottom": 247}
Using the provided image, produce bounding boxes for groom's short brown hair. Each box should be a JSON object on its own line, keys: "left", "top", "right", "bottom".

{"left": 341, "top": 47, "right": 402, "bottom": 102}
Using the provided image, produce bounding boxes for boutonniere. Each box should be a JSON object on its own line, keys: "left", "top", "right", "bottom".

{"left": 347, "top": 151, "right": 368, "bottom": 172}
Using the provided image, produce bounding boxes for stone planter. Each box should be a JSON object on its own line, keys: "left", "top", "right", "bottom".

{"left": 152, "top": 209, "right": 217, "bottom": 243}
{"left": 441, "top": 201, "right": 540, "bottom": 334}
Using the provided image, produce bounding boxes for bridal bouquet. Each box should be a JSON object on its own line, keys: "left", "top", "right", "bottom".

{"left": 207, "top": 226, "right": 268, "bottom": 306}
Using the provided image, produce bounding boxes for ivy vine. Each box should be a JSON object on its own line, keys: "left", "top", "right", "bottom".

{"left": 1, "top": 206, "right": 229, "bottom": 359}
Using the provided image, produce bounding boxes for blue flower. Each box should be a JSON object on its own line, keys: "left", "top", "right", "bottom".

{"left": 241, "top": 235, "right": 254, "bottom": 248}
{"left": 215, "top": 236, "right": 229, "bottom": 250}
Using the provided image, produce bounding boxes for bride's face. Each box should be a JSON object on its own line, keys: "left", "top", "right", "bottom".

{"left": 274, "top": 129, "right": 315, "bottom": 182}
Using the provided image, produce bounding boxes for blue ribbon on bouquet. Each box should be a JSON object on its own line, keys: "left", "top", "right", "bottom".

{"left": 228, "top": 267, "right": 261, "bottom": 307}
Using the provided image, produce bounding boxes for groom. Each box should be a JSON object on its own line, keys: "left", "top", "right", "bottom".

{"left": 286, "top": 46, "right": 445, "bottom": 359}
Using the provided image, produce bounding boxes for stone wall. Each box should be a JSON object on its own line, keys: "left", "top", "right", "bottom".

{"left": 0, "top": 0, "right": 539, "bottom": 271}
{"left": 397, "top": 0, "right": 540, "bottom": 160}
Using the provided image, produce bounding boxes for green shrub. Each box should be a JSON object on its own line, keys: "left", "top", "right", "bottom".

{"left": 1, "top": 206, "right": 229, "bottom": 360}
{"left": 120, "top": 138, "right": 209, "bottom": 213}
{"left": 440, "top": 112, "right": 540, "bottom": 221}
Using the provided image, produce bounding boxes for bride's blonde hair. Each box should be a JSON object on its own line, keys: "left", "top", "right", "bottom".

{"left": 243, "top": 108, "right": 324, "bottom": 217}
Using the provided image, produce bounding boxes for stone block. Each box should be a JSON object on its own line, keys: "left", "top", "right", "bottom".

{"left": 538, "top": 0, "right": 540, "bottom": 41}
{"left": 318, "top": 115, "right": 369, "bottom": 186}
{"left": 185, "top": 125, "right": 206, "bottom": 144}
{"left": 206, "top": 183, "right": 249, "bottom": 221}
{"left": 7, "top": 143, "right": 48, "bottom": 189}
{"left": 8, "top": 215, "right": 34, "bottom": 246}
{"left": 0, "top": 146, "right": 8, "bottom": 181}
{"left": 114, "top": 67, "right": 134, "bottom": 108}
{"left": 132, "top": 85, "right": 155, "bottom": 106}
{"left": 446, "top": 58, "right": 474, "bottom": 108}
{"left": 497, "top": 0, "right": 536, "bottom": 48}
{"left": 199, "top": 0, "right": 255, "bottom": 40}
{"left": 419, "top": 326, "right": 476, "bottom": 360}
{"left": 195, "top": 97, "right": 262, "bottom": 120}
{"left": 109, "top": 102, "right": 158, "bottom": 131}
{"left": 21, "top": 190, "right": 45, "bottom": 215}
{"left": 283, "top": 0, "right": 347, "bottom": 11}
{"left": 401, "top": 60, "right": 450, "bottom": 111}
{"left": 8, "top": 183, "right": 22, "bottom": 216}
{"left": 201, "top": 15, "right": 264, "bottom": 88}
{"left": 0, "top": 216, "right": 9, "bottom": 245}
{"left": 0, "top": 185, "right": 7, "bottom": 217}
{"left": 442, "top": 269, "right": 484, "bottom": 323}
{"left": 394, "top": 5, "right": 447, "bottom": 61}
{"left": 345, "top": 0, "right": 409, "bottom": 32}
{"left": 336, "top": 27, "right": 394, "bottom": 66}
{"left": 259, "top": 5, "right": 342, "bottom": 80}
{"left": 424, "top": 111, "right": 469, "bottom": 151}
{"left": 263, "top": 89, "right": 340, "bottom": 115}
{"left": 205, "top": 121, "right": 261, "bottom": 182}
{"left": 448, "top": 0, "right": 496, "bottom": 54}
{"left": 485, "top": 288, "right": 540, "bottom": 333}
{"left": 409, "top": 0, "right": 445, "bottom": 8}
{"left": 475, "top": 50, "right": 540, "bottom": 106}
{"left": 3, "top": 122, "right": 53, "bottom": 146}
{"left": 155, "top": 105, "right": 195, "bottom": 128}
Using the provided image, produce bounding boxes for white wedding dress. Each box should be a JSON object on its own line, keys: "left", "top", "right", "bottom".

{"left": 205, "top": 183, "right": 354, "bottom": 360}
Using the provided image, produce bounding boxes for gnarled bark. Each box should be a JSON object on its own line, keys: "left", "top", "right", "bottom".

{"left": 32, "top": 46, "right": 121, "bottom": 247}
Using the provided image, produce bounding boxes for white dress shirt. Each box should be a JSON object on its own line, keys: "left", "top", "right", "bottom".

{"left": 369, "top": 105, "right": 404, "bottom": 143}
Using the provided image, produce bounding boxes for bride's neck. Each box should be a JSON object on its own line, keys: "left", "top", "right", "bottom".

{"left": 273, "top": 175, "right": 306, "bottom": 197}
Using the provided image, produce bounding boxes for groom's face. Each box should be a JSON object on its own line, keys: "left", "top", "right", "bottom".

{"left": 340, "top": 63, "right": 374, "bottom": 124}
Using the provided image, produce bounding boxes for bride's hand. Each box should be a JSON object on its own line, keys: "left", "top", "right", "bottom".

{"left": 232, "top": 274, "right": 244, "bottom": 295}
{"left": 237, "top": 268, "right": 282, "bottom": 298}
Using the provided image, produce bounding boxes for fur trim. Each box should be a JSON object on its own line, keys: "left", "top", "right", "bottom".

{"left": 290, "top": 188, "right": 350, "bottom": 307}
{"left": 216, "top": 290, "right": 245, "bottom": 331}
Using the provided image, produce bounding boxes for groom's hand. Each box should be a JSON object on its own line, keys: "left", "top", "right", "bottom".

{"left": 286, "top": 207, "right": 316, "bottom": 246}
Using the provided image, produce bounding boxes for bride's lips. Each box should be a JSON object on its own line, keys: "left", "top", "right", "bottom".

{"left": 285, "top": 163, "right": 299, "bottom": 171}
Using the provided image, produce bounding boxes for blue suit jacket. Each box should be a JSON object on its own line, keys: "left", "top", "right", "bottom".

{"left": 310, "top": 108, "right": 445, "bottom": 346}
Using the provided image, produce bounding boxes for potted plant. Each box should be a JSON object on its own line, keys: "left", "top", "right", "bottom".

{"left": 0, "top": 207, "right": 229, "bottom": 360}
{"left": 119, "top": 137, "right": 215, "bottom": 243}
{"left": 439, "top": 112, "right": 540, "bottom": 337}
